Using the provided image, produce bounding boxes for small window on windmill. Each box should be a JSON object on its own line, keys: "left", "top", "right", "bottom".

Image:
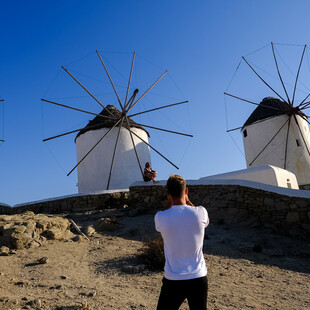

{"left": 296, "top": 139, "right": 301, "bottom": 147}
{"left": 287, "top": 178, "right": 291, "bottom": 189}
{"left": 243, "top": 129, "right": 247, "bottom": 138}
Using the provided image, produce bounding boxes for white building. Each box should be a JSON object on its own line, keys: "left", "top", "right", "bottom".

{"left": 242, "top": 97, "right": 310, "bottom": 186}
{"left": 199, "top": 165, "right": 299, "bottom": 189}
{"left": 76, "top": 105, "right": 151, "bottom": 193}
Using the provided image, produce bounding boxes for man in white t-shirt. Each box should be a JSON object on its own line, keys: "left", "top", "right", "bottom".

{"left": 155, "top": 174, "right": 210, "bottom": 310}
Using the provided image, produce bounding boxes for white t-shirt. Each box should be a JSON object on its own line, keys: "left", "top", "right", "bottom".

{"left": 154, "top": 205, "right": 209, "bottom": 280}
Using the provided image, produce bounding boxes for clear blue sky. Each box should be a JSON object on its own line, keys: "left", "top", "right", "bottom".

{"left": 1, "top": 0, "right": 310, "bottom": 205}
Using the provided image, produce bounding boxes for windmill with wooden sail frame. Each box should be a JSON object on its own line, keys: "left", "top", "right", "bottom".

{"left": 41, "top": 51, "right": 192, "bottom": 192}
{"left": 224, "top": 43, "right": 310, "bottom": 187}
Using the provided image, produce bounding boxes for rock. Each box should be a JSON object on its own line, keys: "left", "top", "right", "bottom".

{"left": 143, "top": 197, "right": 150, "bottom": 203}
{"left": 84, "top": 226, "right": 95, "bottom": 237}
{"left": 55, "top": 284, "right": 62, "bottom": 289}
{"left": 26, "top": 299, "right": 42, "bottom": 307}
{"left": 29, "top": 240, "right": 41, "bottom": 248}
{"left": 0, "top": 246, "right": 9, "bottom": 256}
{"left": 111, "top": 192, "right": 121, "bottom": 199}
{"left": 60, "top": 275, "right": 67, "bottom": 280}
{"left": 0, "top": 213, "right": 72, "bottom": 250}
{"left": 37, "top": 257, "right": 48, "bottom": 264}
{"left": 88, "top": 291, "right": 97, "bottom": 297}
{"left": 72, "top": 235, "right": 84, "bottom": 242}
{"left": 286, "top": 212, "right": 300, "bottom": 223}
{"left": 94, "top": 218, "right": 119, "bottom": 232}
{"left": 264, "top": 197, "right": 274, "bottom": 207}
{"left": 15, "top": 281, "right": 27, "bottom": 287}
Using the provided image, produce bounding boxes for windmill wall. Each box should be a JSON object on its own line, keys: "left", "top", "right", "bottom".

{"left": 243, "top": 114, "right": 310, "bottom": 185}
{"left": 76, "top": 126, "right": 151, "bottom": 193}
{"left": 3, "top": 180, "right": 310, "bottom": 238}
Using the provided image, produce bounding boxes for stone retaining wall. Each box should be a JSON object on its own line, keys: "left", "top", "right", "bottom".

{"left": 300, "top": 184, "right": 310, "bottom": 190}
{"left": 1, "top": 191, "right": 129, "bottom": 215}
{"left": 129, "top": 183, "right": 310, "bottom": 238}
{"left": 1, "top": 183, "right": 310, "bottom": 238}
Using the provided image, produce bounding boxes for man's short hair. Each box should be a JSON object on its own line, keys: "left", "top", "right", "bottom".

{"left": 166, "top": 174, "right": 186, "bottom": 198}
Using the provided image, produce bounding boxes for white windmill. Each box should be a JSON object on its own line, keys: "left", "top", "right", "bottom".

{"left": 42, "top": 51, "right": 192, "bottom": 192}
{"left": 225, "top": 43, "right": 310, "bottom": 187}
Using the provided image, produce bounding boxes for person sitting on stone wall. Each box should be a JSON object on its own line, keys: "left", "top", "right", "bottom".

{"left": 143, "top": 162, "right": 157, "bottom": 182}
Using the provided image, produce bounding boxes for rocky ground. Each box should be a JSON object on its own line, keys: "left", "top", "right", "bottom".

{"left": 0, "top": 207, "right": 309, "bottom": 310}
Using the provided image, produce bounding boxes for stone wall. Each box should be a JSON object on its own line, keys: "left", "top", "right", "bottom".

{"left": 1, "top": 181, "right": 310, "bottom": 238}
{"left": 300, "top": 184, "right": 310, "bottom": 190}
{"left": 2, "top": 191, "right": 129, "bottom": 215}
{"left": 129, "top": 182, "right": 310, "bottom": 238}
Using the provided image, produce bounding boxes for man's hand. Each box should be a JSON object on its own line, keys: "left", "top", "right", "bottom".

{"left": 185, "top": 194, "right": 195, "bottom": 207}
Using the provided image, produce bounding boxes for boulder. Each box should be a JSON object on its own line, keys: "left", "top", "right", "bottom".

{"left": 0, "top": 212, "right": 75, "bottom": 250}
{"left": 94, "top": 217, "right": 119, "bottom": 232}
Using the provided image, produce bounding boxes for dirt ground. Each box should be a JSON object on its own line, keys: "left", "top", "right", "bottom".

{"left": 0, "top": 209, "right": 309, "bottom": 310}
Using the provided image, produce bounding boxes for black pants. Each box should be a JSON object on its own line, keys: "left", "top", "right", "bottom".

{"left": 157, "top": 276, "right": 208, "bottom": 310}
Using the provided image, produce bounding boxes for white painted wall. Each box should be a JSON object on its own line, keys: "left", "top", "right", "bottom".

{"left": 76, "top": 127, "right": 151, "bottom": 193}
{"left": 243, "top": 114, "right": 310, "bottom": 185}
{"left": 199, "top": 165, "right": 299, "bottom": 189}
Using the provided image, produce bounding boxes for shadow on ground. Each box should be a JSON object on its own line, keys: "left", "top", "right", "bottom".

{"left": 205, "top": 223, "right": 310, "bottom": 274}
{"left": 66, "top": 209, "right": 310, "bottom": 275}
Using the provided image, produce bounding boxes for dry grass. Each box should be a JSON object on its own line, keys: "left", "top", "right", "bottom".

{"left": 140, "top": 235, "right": 165, "bottom": 270}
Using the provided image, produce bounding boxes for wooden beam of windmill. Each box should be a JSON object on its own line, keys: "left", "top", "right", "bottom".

{"left": 242, "top": 56, "right": 286, "bottom": 103}
{"left": 284, "top": 116, "right": 292, "bottom": 169}
{"left": 226, "top": 126, "right": 243, "bottom": 132}
{"left": 61, "top": 66, "right": 115, "bottom": 118}
{"left": 298, "top": 93, "right": 310, "bottom": 107}
{"left": 124, "top": 116, "right": 143, "bottom": 178}
{"left": 228, "top": 116, "right": 287, "bottom": 134}
{"left": 134, "top": 122, "right": 193, "bottom": 137}
{"left": 291, "top": 45, "right": 307, "bottom": 106}
{"left": 125, "top": 89, "right": 139, "bottom": 112}
{"left": 300, "top": 102, "right": 310, "bottom": 110}
{"left": 224, "top": 93, "right": 282, "bottom": 111}
{"left": 41, "top": 99, "right": 115, "bottom": 120}
{"left": 128, "top": 100, "right": 188, "bottom": 118}
{"left": 249, "top": 118, "right": 290, "bottom": 166}
{"left": 96, "top": 50, "right": 124, "bottom": 111}
{"left": 129, "top": 129, "right": 179, "bottom": 169}
{"left": 43, "top": 123, "right": 112, "bottom": 142}
{"left": 299, "top": 114, "right": 310, "bottom": 125}
{"left": 299, "top": 98, "right": 310, "bottom": 109}
{"left": 271, "top": 42, "right": 291, "bottom": 105}
{"left": 67, "top": 119, "right": 122, "bottom": 176}
{"left": 293, "top": 114, "right": 310, "bottom": 158}
{"left": 124, "top": 52, "right": 136, "bottom": 110}
{"left": 126, "top": 70, "right": 168, "bottom": 113}
{"left": 106, "top": 118, "right": 124, "bottom": 189}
